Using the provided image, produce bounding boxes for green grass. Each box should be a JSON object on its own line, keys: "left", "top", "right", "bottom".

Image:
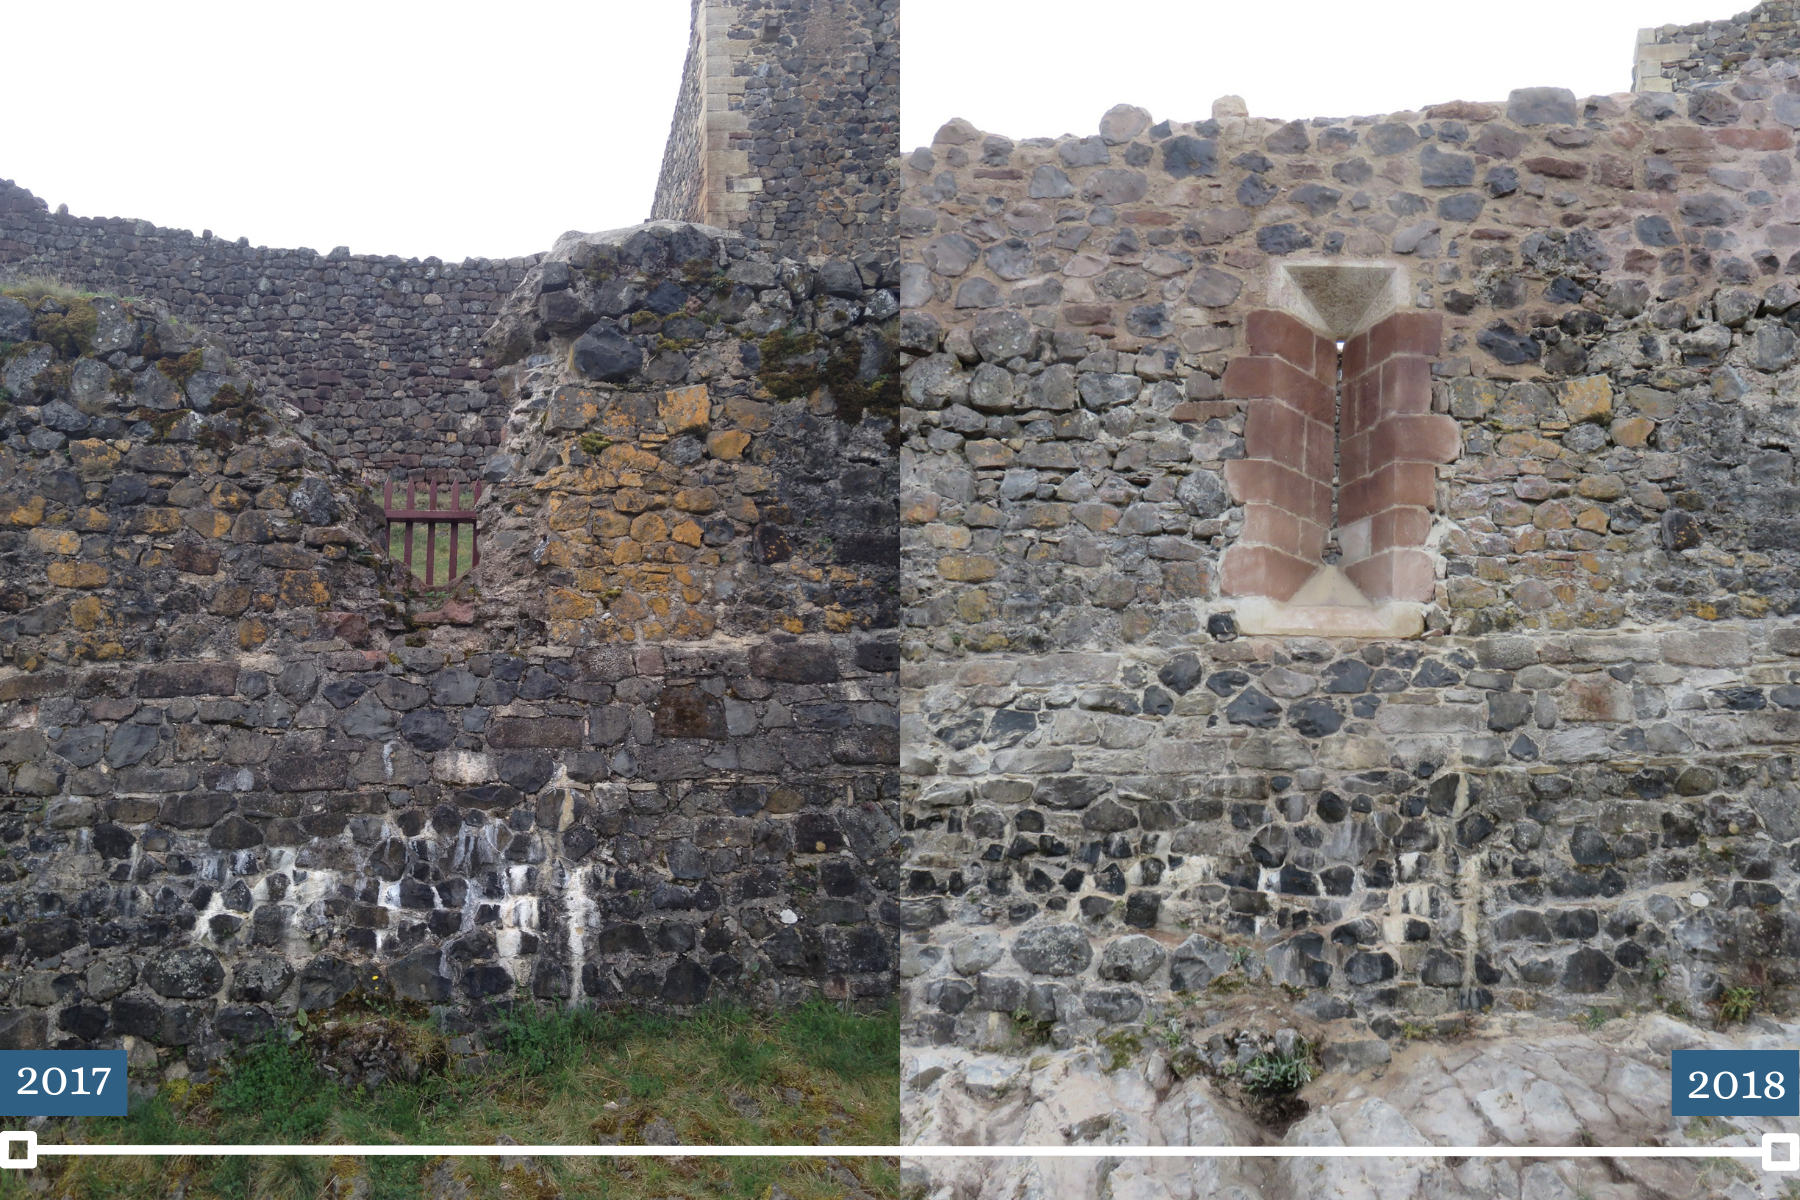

{"left": 387, "top": 518, "right": 476, "bottom": 586}
{"left": 0, "top": 273, "right": 92, "bottom": 307}
{"left": 3, "top": 1000, "right": 900, "bottom": 1200}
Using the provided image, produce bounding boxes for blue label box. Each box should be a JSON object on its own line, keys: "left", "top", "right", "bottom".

{"left": 0, "top": 1051, "right": 127, "bottom": 1117}
{"left": 1672, "top": 1049, "right": 1800, "bottom": 1117}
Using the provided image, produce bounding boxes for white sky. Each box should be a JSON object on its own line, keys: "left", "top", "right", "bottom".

{"left": 902, "top": 0, "right": 1727, "bottom": 150}
{"left": 3, "top": 2, "right": 691, "bottom": 263}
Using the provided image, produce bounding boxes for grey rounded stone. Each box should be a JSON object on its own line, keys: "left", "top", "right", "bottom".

{"left": 924, "top": 233, "right": 979, "bottom": 277}
{"left": 1084, "top": 987, "right": 1144, "bottom": 1023}
{"left": 1186, "top": 266, "right": 1243, "bottom": 308}
{"left": 1563, "top": 422, "right": 1608, "bottom": 454}
{"left": 1080, "top": 169, "right": 1148, "bottom": 206}
{"left": 1011, "top": 925, "right": 1093, "bottom": 976}
{"left": 984, "top": 239, "right": 1034, "bottom": 281}
{"left": 1099, "top": 103, "right": 1151, "bottom": 145}
{"left": 0, "top": 295, "right": 32, "bottom": 342}
{"left": 1507, "top": 86, "right": 1578, "bottom": 126}
{"left": 1162, "top": 135, "right": 1217, "bottom": 179}
{"left": 1366, "top": 122, "right": 1420, "bottom": 156}
{"left": 1029, "top": 165, "right": 1075, "bottom": 198}
{"left": 1170, "top": 934, "right": 1233, "bottom": 991}
{"left": 951, "top": 932, "right": 1004, "bottom": 976}
{"left": 1059, "top": 136, "right": 1110, "bottom": 168}
{"left": 954, "top": 279, "right": 1002, "bottom": 309}
{"left": 968, "top": 363, "right": 1016, "bottom": 410}
{"left": 1176, "top": 470, "right": 1228, "bottom": 517}
{"left": 147, "top": 945, "right": 226, "bottom": 1000}
{"left": 972, "top": 309, "right": 1036, "bottom": 361}
{"left": 1561, "top": 947, "right": 1615, "bottom": 993}
{"left": 1097, "top": 934, "right": 1166, "bottom": 982}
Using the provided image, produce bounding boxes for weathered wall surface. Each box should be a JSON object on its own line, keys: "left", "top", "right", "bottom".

{"left": 0, "top": 180, "right": 527, "bottom": 482}
{"left": 1637, "top": 0, "right": 1800, "bottom": 93}
{"left": 897, "top": 65, "right": 1800, "bottom": 1087}
{"left": 651, "top": 0, "right": 901, "bottom": 263}
{"left": 907, "top": 1012, "right": 1800, "bottom": 1200}
{"left": 0, "top": 214, "right": 900, "bottom": 1071}
{"left": 653, "top": 0, "right": 710, "bottom": 230}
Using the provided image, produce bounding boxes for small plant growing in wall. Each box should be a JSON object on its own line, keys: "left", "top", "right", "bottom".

{"left": 577, "top": 432, "right": 612, "bottom": 455}
{"left": 1237, "top": 1040, "right": 1315, "bottom": 1096}
{"left": 1716, "top": 985, "right": 1760, "bottom": 1027}
{"left": 1011, "top": 1009, "right": 1054, "bottom": 1047}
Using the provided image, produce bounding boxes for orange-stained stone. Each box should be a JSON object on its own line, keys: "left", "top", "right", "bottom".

{"left": 28, "top": 529, "right": 80, "bottom": 556}
{"left": 68, "top": 595, "right": 106, "bottom": 631}
{"left": 660, "top": 384, "right": 711, "bottom": 435}
{"left": 707, "top": 430, "right": 751, "bottom": 460}
{"left": 545, "top": 588, "right": 597, "bottom": 620}
{"left": 47, "top": 561, "right": 108, "bottom": 589}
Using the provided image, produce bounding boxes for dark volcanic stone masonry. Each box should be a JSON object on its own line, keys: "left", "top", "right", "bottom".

{"left": 652, "top": 0, "right": 900, "bottom": 262}
{"left": 0, "top": 0, "right": 900, "bottom": 1073}
{"left": 0, "top": 180, "right": 527, "bottom": 482}
{"left": 0, "top": 214, "right": 900, "bottom": 1063}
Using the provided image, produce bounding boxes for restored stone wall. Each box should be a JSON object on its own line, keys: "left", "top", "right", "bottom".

{"left": 898, "top": 71, "right": 1800, "bottom": 1068}
{"left": 0, "top": 180, "right": 527, "bottom": 482}
{"left": 0, "top": 214, "right": 900, "bottom": 1069}
{"left": 651, "top": 0, "right": 900, "bottom": 264}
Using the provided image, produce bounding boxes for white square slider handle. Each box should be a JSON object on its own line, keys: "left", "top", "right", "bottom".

{"left": 0, "top": 1131, "right": 35, "bottom": 1170}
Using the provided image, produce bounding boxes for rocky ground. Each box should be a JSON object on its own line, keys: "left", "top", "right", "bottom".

{"left": 904, "top": 1012, "right": 1800, "bottom": 1200}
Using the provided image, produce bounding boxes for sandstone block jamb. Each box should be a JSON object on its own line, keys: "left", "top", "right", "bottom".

{"left": 1222, "top": 303, "right": 1448, "bottom": 636}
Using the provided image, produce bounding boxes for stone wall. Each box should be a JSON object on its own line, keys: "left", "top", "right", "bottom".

{"left": 0, "top": 213, "right": 901, "bottom": 1068}
{"left": 1636, "top": 0, "right": 1800, "bottom": 93}
{"left": 0, "top": 180, "right": 528, "bottom": 482}
{"left": 653, "top": 0, "right": 710, "bottom": 231}
{"left": 651, "top": 0, "right": 901, "bottom": 264}
{"left": 897, "top": 73, "right": 1800, "bottom": 1068}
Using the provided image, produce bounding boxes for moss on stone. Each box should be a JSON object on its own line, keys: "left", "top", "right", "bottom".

{"left": 157, "top": 347, "right": 204, "bottom": 389}
{"left": 32, "top": 296, "right": 97, "bottom": 357}
{"left": 758, "top": 326, "right": 900, "bottom": 439}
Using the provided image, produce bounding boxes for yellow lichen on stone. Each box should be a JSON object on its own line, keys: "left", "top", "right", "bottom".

{"left": 545, "top": 588, "right": 596, "bottom": 620}
{"left": 706, "top": 430, "right": 751, "bottom": 460}
{"left": 28, "top": 528, "right": 80, "bottom": 555}
{"left": 48, "top": 561, "right": 108, "bottom": 588}
{"left": 598, "top": 443, "right": 662, "bottom": 473}
{"left": 68, "top": 595, "right": 107, "bottom": 630}
{"left": 2, "top": 496, "right": 46, "bottom": 527}
{"left": 66, "top": 439, "right": 120, "bottom": 481}
{"left": 278, "top": 571, "right": 330, "bottom": 607}
{"left": 129, "top": 508, "right": 184, "bottom": 535}
{"left": 660, "top": 384, "right": 710, "bottom": 435}
{"left": 630, "top": 513, "right": 670, "bottom": 543}
{"left": 1562, "top": 375, "right": 1613, "bottom": 424}
{"left": 183, "top": 510, "right": 234, "bottom": 539}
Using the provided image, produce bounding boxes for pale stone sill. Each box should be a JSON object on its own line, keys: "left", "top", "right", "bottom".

{"left": 1232, "top": 596, "right": 1426, "bottom": 639}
